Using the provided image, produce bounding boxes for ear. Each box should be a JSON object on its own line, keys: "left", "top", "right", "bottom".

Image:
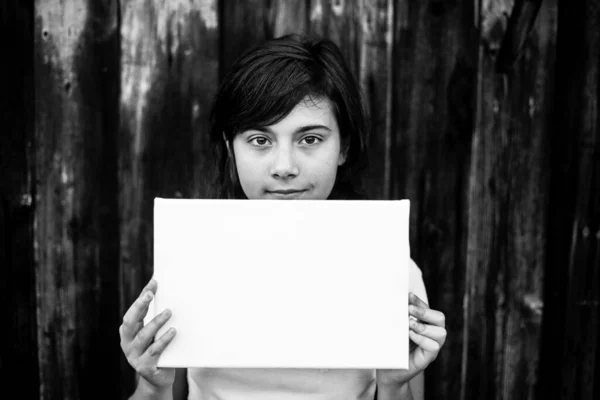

{"left": 338, "top": 143, "right": 348, "bottom": 166}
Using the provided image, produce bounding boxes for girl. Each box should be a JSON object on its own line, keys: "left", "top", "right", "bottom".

{"left": 119, "top": 34, "right": 447, "bottom": 400}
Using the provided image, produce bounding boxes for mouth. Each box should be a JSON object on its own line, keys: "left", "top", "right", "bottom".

{"left": 266, "top": 189, "right": 307, "bottom": 199}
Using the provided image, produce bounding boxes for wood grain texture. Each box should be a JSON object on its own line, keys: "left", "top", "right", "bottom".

{"left": 34, "top": 0, "right": 121, "bottom": 399}
{"left": 220, "top": 0, "right": 268, "bottom": 78}
{"left": 0, "top": 0, "right": 38, "bottom": 396}
{"left": 538, "top": 0, "right": 600, "bottom": 399}
{"left": 495, "top": 0, "right": 543, "bottom": 73}
{"left": 390, "top": 2, "right": 478, "bottom": 399}
{"left": 267, "top": 0, "right": 309, "bottom": 38}
{"left": 118, "top": 0, "right": 219, "bottom": 395}
{"left": 464, "top": 1, "right": 556, "bottom": 400}
{"left": 309, "top": 0, "right": 361, "bottom": 77}
{"left": 359, "top": 0, "right": 393, "bottom": 200}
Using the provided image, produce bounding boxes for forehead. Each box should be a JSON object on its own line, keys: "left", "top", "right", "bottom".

{"left": 266, "top": 96, "right": 338, "bottom": 132}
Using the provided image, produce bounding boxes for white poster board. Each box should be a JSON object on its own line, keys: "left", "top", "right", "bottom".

{"left": 150, "top": 198, "right": 411, "bottom": 369}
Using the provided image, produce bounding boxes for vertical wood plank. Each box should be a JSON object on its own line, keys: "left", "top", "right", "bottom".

{"left": 268, "top": 0, "right": 309, "bottom": 38}
{"left": 308, "top": 0, "right": 330, "bottom": 38}
{"left": 309, "top": 0, "right": 362, "bottom": 78}
{"left": 359, "top": 0, "right": 393, "bottom": 200}
{"left": 220, "top": 0, "right": 309, "bottom": 90}
{"left": 328, "top": 0, "right": 361, "bottom": 77}
{"left": 34, "top": 0, "right": 122, "bottom": 398}
{"left": 0, "top": 1, "right": 38, "bottom": 397}
{"left": 465, "top": 1, "right": 556, "bottom": 399}
{"left": 119, "top": 1, "right": 219, "bottom": 395}
{"left": 497, "top": 2, "right": 556, "bottom": 399}
{"left": 220, "top": 0, "right": 268, "bottom": 78}
{"left": 391, "top": 1, "right": 478, "bottom": 399}
{"left": 538, "top": 0, "right": 600, "bottom": 399}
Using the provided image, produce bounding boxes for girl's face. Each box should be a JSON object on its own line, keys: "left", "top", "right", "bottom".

{"left": 232, "top": 97, "right": 346, "bottom": 200}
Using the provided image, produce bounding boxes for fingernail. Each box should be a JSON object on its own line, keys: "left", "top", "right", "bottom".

{"left": 169, "top": 327, "right": 176, "bottom": 335}
{"left": 410, "top": 305, "right": 423, "bottom": 317}
{"left": 410, "top": 319, "right": 423, "bottom": 332}
{"left": 145, "top": 291, "right": 153, "bottom": 301}
{"left": 162, "top": 309, "right": 172, "bottom": 318}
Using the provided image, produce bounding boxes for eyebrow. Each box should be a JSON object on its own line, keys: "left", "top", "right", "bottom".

{"left": 253, "top": 124, "right": 332, "bottom": 134}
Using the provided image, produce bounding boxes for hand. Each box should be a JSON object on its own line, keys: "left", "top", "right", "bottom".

{"left": 119, "top": 279, "right": 177, "bottom": 392}
{"left": 377, "top": 292, "right": 447, "bottom": 386}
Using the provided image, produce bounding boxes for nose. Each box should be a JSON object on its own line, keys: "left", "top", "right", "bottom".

{"left": 270, "top": 144, "right": 299, "bottom": 179}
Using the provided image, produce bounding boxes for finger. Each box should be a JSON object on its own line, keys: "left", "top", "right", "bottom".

{"left": 409, "top": 305, "right": 446, "bottom": 328}
{"left": 132, "top": 308, "right": 173, "bottom": 355}
{"left": 142, "top": 278, "right": 158, "bottom": 296}
{"left": 409, "top": 338, "right": 418, "bottom": 353}
{"left": 121, "top": 290, "right": 155, "bottom": 342}
{"left": 410, "top": 319, "right": 447, "bottom": 346}
{"left": 142, "top": 327, "right": 177, "bottom": 365}
{"left": 139, "top": 279, "right": 158, "bottom": 320}
{"left": 409, "top": 330, "right": 440, "bottom": 353}
{"left": 409, "top": 292, "right": 429, "bottom": 309}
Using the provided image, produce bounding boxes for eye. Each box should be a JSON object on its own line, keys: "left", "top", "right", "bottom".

{"left": 300, "top": 135, "right": 322, "bottom": 145}
{"left": 249, "top": 136, "right": 271, "bottom": 147}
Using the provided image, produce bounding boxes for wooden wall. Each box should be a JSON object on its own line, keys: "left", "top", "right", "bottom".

{"left": 1, "top": 1, "right": 38, "bottom": 398}
{"left": 1, "top": 0, "right": 598, "bottom": 399}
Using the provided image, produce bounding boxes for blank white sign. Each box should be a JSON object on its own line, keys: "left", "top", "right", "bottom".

{"left": 151, "top": 198, "right": 410, "bottom": 369}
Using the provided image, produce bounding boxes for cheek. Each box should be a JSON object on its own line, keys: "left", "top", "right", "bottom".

{"left": 307, "top": 149, "right": 340, "bottom": 182}
{"left": 235, "top": 152, "right": 264, "bottom": 191}
{"left": 318, "top": 145, "right": 342, "bottom": 171}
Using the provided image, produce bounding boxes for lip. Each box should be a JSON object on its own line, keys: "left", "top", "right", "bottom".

{"left": 266, "top": 189, "right": 307, "bottom": 199}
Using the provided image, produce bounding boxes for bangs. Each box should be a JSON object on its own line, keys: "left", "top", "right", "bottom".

{"left": 231, "top": 85, "right": 325, "bottom": 135}
{"left": 215, "top": 43, "right": 336, "bottom": 138}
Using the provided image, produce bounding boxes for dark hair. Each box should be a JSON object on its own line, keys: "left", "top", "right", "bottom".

{"left": 208, "top": 34, "right": 369, "bottom": 199}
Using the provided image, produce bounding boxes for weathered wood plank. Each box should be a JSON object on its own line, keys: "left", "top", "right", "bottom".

{"left": 308, "top": 0, "right": 330, "bottom": 39}
{"left": 537, "top": 0, "right": 600, "bottom": 399}
{"left": 118, "top": 1, "right": 219, "bottom": 395}
{"left": 496, "top": 2, "right": 556, "bottom": 399}
{"left": 34, "top": 0, "right": 122, "bottom": 399}
{"left": 359, "top": 0, "right": 393, "bottom": 200}
{"left": 495, "top": 0, "right": 543, "bottom": 73}
{"left": 220, "top": 0, "right": 268, "bottom": 78}
{"left": 390, "top": 1, "right": 478, "bottom": 399}
{"left": 267, "top": 0, "right": 309, "bottom": 38}
{"left": 465, "top": 1, "right": 556, "bottom": 400}
{"left": 309, "top": 0, "right": 361, "bottom": 77}
{"left": 0, "top": 0, "right": 38, "bottom": 397}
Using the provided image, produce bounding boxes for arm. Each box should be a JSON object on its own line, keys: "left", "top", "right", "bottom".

{"left": 377, "top": 381, "right": 414, "bottom": 400}
{"left": 408, "top": 372, "right": 424, "bottom": 400}
{"left": 128, "top": 359, "right": 187, "bottom": 400}
{"left": 375, "top": 371, "right": 422, "bottom": 400}
{"left": 129, "top": 376, "right": 173, "bottom": 400}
